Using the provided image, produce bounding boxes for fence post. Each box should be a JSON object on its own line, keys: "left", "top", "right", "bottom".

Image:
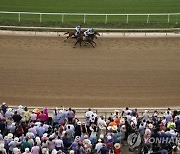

{"left": 84, "top": 14, "right": 86, "bottom": 23}
{"left": 40, "top": 14, "right": 42, "bottom": 23}
{"left": 105, "top": 14, "right": 107, "bottom": 24}
{"left": 126, "top": 14, "right": 129, "bottom": 23}
{"left": 62, "top": 14, "right": 64, "bottom": 23}
{"left": 147, "top": 14, "right": 149, "bottom": 23}
{"left": 18, "top": 13, "right": 21, "bottom": 22}
{"left": 168, "top": 14, "right": 170, "bottom": 23}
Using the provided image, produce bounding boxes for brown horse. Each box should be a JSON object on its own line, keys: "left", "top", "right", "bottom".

{"left": 73, "top": 32, "right": 100, "bottom": 48}
{"left": 64, "top": 30, "right": 85, "bottom": 42}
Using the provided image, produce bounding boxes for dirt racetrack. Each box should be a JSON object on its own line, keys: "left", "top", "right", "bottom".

{"left": 0, "top": 35, "right": 180, "bottom": 108}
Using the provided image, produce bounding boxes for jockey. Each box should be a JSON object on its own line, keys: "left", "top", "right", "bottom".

{"left": 75, "top": 24, "right": 82, "bottom": 36}
{"left": 84, "top": 28, "right": 94, "bottom": 37}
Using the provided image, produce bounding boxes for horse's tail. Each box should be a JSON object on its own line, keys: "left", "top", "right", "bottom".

{"left": 64, "top": 32, "right": 69, "bottom": 35}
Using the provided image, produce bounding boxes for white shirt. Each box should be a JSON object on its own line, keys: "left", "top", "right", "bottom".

{"left": 95, "top": 142, "right": 103, "bottom": 153}
{"left": 97, "top": 118, "right": 107, "bottom": 129}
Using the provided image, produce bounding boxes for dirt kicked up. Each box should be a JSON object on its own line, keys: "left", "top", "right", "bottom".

{"left": 0, "top": 35, "right": 180, "bottom": 108}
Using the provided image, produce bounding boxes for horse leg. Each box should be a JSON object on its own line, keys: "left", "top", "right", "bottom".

{"left": 92, "top": 40, "right": 96, "bottom": 46}
{"left": 73, "top": 39, "right": 80, "bottom": 48}
{"left": 90, "top": 42, "right": 95, "bottom": 48}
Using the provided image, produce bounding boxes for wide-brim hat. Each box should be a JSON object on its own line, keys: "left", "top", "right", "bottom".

{"left": 114, "top": 143, "right": 121, "bottom": 149}
{"left": 148, "top": 124, "right": 153, "bottom": 129}
{"left": 43, "top": 133, "right": 48, "bottom": 138}
{"left": 14, "top": 137, "right": 19, "bottom": 142}
{"left": 77, "top": 121, "right": 81, "bottom": 125}
{"left": 25, "top": 148, "right": 30, "bottom": 152}
{"left": 69, "top": 150, "right": 75, "bottom": 154}
{"left": 98, "top": 138, "right": 102, "bottom": 142}
{"left": 75, "top": 136, "right": 80, "bottom": 142}
{"left": 33, "top": 108, "right": 40, "bottom": 113}
{"left": 112, "top": 125, "right": 118, "bottom": 131}
{"left": 120, "top": 118, "right": 125, "bottom": 124}
{"left": 7, "top": 133, "right": 13, "bottom": 138}
{"left": 7, "top": 108, "right": 12, "bottom": 112}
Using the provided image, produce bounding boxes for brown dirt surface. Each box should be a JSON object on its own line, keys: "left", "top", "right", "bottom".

{"left": 0, "top": 35, "right": 180, "bottom": 108}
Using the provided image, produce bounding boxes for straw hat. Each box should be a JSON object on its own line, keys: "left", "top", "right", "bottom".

{"left": 14, "top": 137, "right": 19, "bottom": 142}
{"left": 112, "top": 125, "right": 118, "bottom": 131}
{"left": 7, "top": 133, "right": 13, "bottom": 138}
{"left": 33, "top": 108, "right": 40, "bottom": 114}
{"left": 114, "top": 143, "right": 121, "bottom": 149}
{"left": 120, "top": 118, "right": 125, "bottom": 124}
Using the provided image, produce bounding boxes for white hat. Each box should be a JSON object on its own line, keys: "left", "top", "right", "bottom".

{"left": 69, "top": 150, "right": 75, "bottom": 154}
{"left": 148, "top": 124, "right": 153, "bottom": 129}
{"left": 42, "top": 148, "right": 48, "bottom": 154}
{"left": 2, "top": 102, "right": 6, "bottom": 105}
{"left": 75, "top": 136, "right": 80, "bottom": 142}
{"left": 14, "top": 137, "right": 19, "bottom": 142}
{"left": 18, "top": 105, "right": 23, "bottom": 109}
{"left": 25, "top": 148, "right": 30, "bottom": 152}
{"left": 7, "top": 108, "right": 12, "bottom": 112}
{"left": 77, "top": 121, "right": 81, "bottom": 125}
{"left": 114, "top": 143, "right": 121, "bottom": 149}
{"left": 99, "top": 134, "right": 104, "bottom": 139}
{"left": 120, "top": 118, "right": 125, "bottom": 124}
{"left": 98, "top": 138, "right": 102, "bottom": 142}
{"left": 145, "top": 110, "right": 148, "bottom": 113}
{"left": 43, "top": 133, "right": 48, "bottom": 138}
{"left": 7, "top": 133, "right": 13, "bottom": 138}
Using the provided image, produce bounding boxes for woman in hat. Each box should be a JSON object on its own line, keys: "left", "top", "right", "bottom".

{"left": 114, "top": 143, "right": 123, "bottom": 154}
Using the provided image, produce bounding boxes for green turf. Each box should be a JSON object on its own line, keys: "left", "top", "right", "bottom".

{"left": 0, "top": 0, "right": 180, "bottom": 28}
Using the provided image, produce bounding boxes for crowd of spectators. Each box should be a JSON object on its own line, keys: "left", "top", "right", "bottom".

{"left": 0, "top": 102, "right": 179, "bottom": 154}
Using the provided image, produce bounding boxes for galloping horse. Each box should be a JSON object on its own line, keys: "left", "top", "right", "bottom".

{"left": 73, "top": 31, "right": 100, "bottom": 48}
{"left": 64, "top": 30, "right": 85, "bottom": 42}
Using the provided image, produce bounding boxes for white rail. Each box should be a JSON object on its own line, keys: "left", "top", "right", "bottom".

{"left": 0, "top": 11, "right": 180, "bottom": 24}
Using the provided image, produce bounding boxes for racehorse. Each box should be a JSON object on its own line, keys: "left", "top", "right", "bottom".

{"left": 63, "top": 30, "right": 85, "bottom": 42}
{"left": 73, "top": 31, "right": 100, "bottom": 48}
{"left": 85, "top": 31, "right": 101, "bottom": 46}
{"left": 73, "top": 35, "right": 96, "bottom": 48}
